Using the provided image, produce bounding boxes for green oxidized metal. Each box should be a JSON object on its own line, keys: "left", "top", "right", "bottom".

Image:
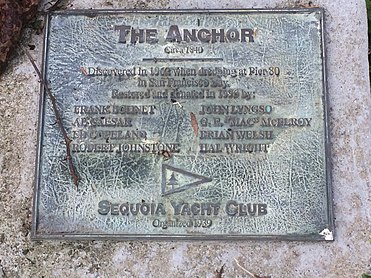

{"left": 32, "top": 9, "right": 333, "bottom": 240}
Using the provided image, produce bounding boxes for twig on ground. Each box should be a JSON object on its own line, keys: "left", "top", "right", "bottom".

{"left": 234, "top": 259, "right": 257, "bottom": 278}
{"left": 21, "top": 45, "right": 79, "bottom": 186}
{"left": 234, "top": 258, "right": 271, "bottom": 278}
{"left": 215, "top": 264, "right": 225, "bottom": 278}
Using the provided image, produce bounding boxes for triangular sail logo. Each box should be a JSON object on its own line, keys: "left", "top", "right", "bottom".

{"left": 161, "top": 164, "right": 212, "bottom": 196}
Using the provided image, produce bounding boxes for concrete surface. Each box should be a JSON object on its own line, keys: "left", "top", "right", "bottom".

{"left": 0, "top": 0, "right": 370, "bottom": 277}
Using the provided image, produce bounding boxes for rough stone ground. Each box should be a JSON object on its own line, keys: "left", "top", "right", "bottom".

{"left": 0, "top": 0, "right": 370, "bottom": 277}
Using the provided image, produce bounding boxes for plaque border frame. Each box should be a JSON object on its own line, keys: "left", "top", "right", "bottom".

{"left": 31, "top": 8, "right": 334, "bottom": 241}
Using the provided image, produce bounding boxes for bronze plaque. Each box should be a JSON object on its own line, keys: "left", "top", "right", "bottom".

{"left": 32, "top": 9, "right": 333, "bottom": 240}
